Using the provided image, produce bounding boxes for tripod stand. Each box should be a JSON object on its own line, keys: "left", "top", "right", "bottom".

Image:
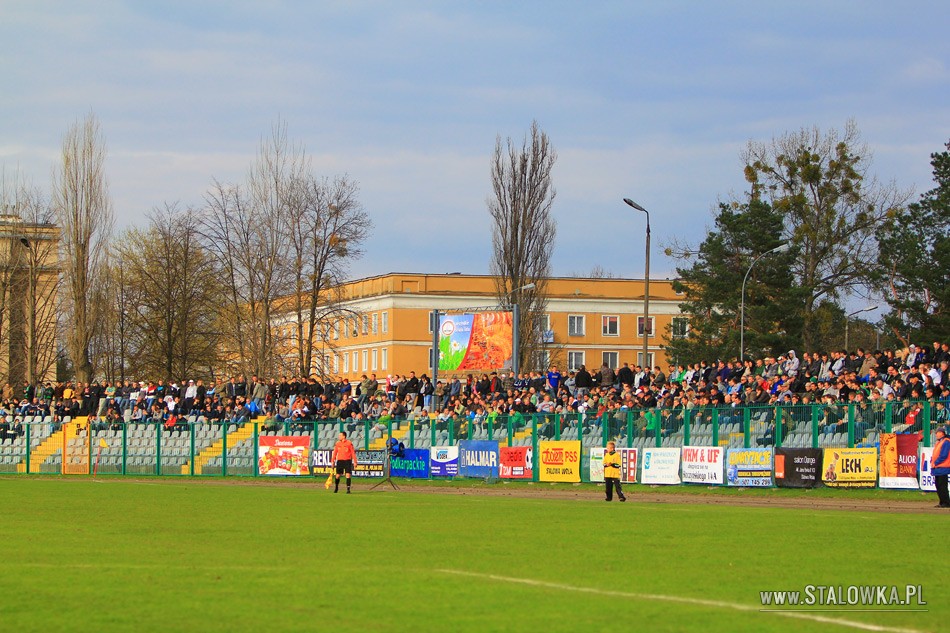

{"left": 371, "top": 452, "right": 400, "bottom": 490}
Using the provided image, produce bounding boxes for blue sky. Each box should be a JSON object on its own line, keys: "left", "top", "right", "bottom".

{"left": 2, "top": 1, "right": 948, "bottom": 281}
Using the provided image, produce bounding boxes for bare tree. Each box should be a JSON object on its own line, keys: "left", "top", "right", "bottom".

{"left": 488, "top": 121, "right": 557, "bottom": 371}
{"left": 52, "top": 113, "right": 114, "bottom": 382}
{"left": 285, "top": 175, "right": 370, "bottom": 376}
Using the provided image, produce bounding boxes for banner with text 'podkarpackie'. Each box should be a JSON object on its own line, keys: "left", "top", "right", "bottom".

{"left": 458, "top": 440, "right": 500, "bottom": 478}
{"left": 878, "top": 433, "right": 919, "bottom": 489}
{"left": 354, "top": 450, "right": 385, "bottom": 478}
{"left": 390, "top": 449, "right": 430, "bottom": 478}
{"left": 822, "top": 447, "right": 877, "bottom": 488}
{"left": 430, "top": 446, "right": 459, "bottom": 477}
{"left": 538, "top": 441, "right": 581, "bottom": 482}
{"left": 499, "top": 446, "right": 533, "bottom": 479}
{"left": 680, "top": 446, "right": 724, "bottom": 485}
{"left": 640, "top": 448, "right": 681, "bottom": 484}
{"left": 774, "top": 448, "right": 822, "bottom": 488}
{"left": 726, "top": 448, "right": 773, "bottom": 487}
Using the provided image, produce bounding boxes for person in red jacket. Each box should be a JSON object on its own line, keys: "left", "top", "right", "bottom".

{"left": 331, "top": 432, "right": 357, "bottom": 494}
{"left": 931, "top": 426, "right": 950, "bottom": 508}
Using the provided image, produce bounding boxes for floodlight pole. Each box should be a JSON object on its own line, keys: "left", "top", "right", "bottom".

{"left": 740, "top": 243, "right": 790, "bottom": 362}
{"left": 623, "top": 199, "right": 651, "bottom": 369}
{"left": 431, "top": 309, "right": 440, "bottom": 407}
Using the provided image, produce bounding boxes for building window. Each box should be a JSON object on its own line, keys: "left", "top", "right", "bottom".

{"left": 671, "top": 317, "right": 689, "bottom": 339}
{"left": 334, "top": 354, "right": 340, "bottom": 373}
{"left": 637, "top": 316, "right": 655, "bottom": 338}
{"left": 568, "top": 315, "right": 585, "bottom": 337}
{"left": 602, "top": 351, "right": 619, "bottom": 370}
{"left": 533, "top": 350, "right": 550, "bottom": 370}
{"left": 351, "top": 318, "right": 359, "bottom": 338}
{"left": 361, "top": 350, "right": 368, "bottom": 372}
{"left": 362, "top": 315, "right": 369, "bottom": 335}
{"left": 428, "top": 312, "right": 437, "bottom": 333}
{"left": 567, "top": 351, "right": 585, "bottom": 372}
{"left": 602, "top": 315, "right": 619, "bottom": 337}
{"left": 637, "top": 352, "right": 655, "bottom": 369}
{"left": 381, "top": 312, "right": 388, "bottom": 333}
{"left": 343, "top": 353, "right": 349, "bottom": 373}
{"left": 352, "top": 351, "right": 358, "bottom": 372}
{"left": 428, "top": 347, "right": 434, "bottom": 368}
{"left": 372, "top": 349, "right": 378, "bottom": 371}
{"left": 333, "top": 321, "right": 339, "bottom": 340}
{"left": 381, "top": 348, "right": 388, "bottom": 370}
{"left": 372, "top": 313, "right": 378, "bottom": 334}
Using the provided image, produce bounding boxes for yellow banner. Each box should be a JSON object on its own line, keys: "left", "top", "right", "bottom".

{"left": 538, "top": 441, "right": 581, "bottom": 482}
{"left": 822, "top": 447, "right": 878, "bottom": 488}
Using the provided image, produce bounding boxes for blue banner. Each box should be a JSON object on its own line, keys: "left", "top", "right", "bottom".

{"left": 458, "top": 440, "right": 499, "bottom": 478}
{"left": 430, "top": 446, "right": 459, "bottom": 477}
{"left": 390, "top": 449, "right": 430, "bottom": 478}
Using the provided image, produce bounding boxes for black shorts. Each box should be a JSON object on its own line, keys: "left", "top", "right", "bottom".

{"left": 335, "top": 459, "right": 353, "bottom": 475}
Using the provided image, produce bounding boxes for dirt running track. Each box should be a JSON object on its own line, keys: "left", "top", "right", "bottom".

{"left": 7, "top": 475, "right": 944, "bottom": 514}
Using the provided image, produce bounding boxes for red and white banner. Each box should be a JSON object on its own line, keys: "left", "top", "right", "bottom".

{"left": 879, "top": 433, "right": 919, "bottom": 489}
{"left": 681, "top": 446, "right": 724, "bottom": 485}
{"left": 258, "top": 436, "right": 311, "bottom": 476}
{"left": 499, "top": 446, "right": 533, "bottom": 479}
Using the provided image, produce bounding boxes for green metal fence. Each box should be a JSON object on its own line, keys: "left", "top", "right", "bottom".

{"left": 0, "top": 400, "right": 943, "bottom": 477}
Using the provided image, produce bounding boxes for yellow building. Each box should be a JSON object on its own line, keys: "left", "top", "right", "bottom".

{"left": 288, "top": 273, "right": 685, "bottom": 381}
{"left": 0, "top": 214, "right": 60, "bottom": 387}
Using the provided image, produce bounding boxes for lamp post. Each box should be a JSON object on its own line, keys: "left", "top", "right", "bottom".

{"left": 739, "top": 243, "right": 790, "bottom": 362}
{"left": 844, "top": 306, "right": 877, "bottom": 351}
{"left": 623, "top": 198, "right": 651, "bottom": 369}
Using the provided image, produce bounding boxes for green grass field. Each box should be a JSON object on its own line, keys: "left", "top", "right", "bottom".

{"left": 0, "top": 477, "right": 943, "bottom": 633}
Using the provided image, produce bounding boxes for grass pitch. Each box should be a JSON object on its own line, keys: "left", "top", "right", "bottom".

{"left": 0, "top": 477, "right": 943, "bottom": 633}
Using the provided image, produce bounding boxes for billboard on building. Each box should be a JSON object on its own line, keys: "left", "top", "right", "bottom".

{"left": 438, "top": 312, "right": 513, "bottom": 372}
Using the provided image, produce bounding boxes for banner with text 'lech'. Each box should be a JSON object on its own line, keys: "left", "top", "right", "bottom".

{"left": 822, "top": 447, "right": 877, "bottom": 488}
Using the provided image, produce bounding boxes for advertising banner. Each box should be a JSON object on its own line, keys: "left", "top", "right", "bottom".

{"left": 822, "top": 447, "right": 878, "bottom": 488}
{"left": 681, "top": 446, "right": 724, "bottom": 485}
{"left": 354, "top": 450, "right": 385, "bottom": 478}
{"left": 726, "top": 448, "right": 773, "bottom": 487}
{"left": 641, "top": 447, "right": 681, "bottom": 485}
{"left": 430, "top": 446, "right": 459, "bottom": 477}
{"left": 919, "top": 447, "right": 936, "bottom": 492}
{"left": 438, "top": 312, "right": 513, "bottom": 372}
{"left": 879, "top": 433, "right": 920, "bottom": 489}
{"left": 499, "top": 446, "right": 533, "bottom": 479}
{"left": 621, "top": 448, "right": 639, "bottom": 483}
{"left": 774, "top": 448, "right": 822, "bottom": 488}
{"left": 258, "top": 436, "right": 311, "bottom": 476}
{"left": 310, "top": 449, "right": 334, "bottom": 476}
{"left": 390, "top": 449, "right": 430, "bottom": 479}
{"left": 589, "top": 448, "right": 638, "bottom": 483}
{"left": 538, "top": 440, "right": 581, "bottom": 482}
{"left": 458, "top": 440, "right": 500, "bottom": 478}
{"left": 589, "top": 447, "right": 605, "bottom": 482}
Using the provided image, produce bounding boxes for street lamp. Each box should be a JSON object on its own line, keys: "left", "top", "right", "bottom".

{"left": 739, "top": 242, "right": 790, "bottom": 362}
{"left": 623, "top": 198, "right": 651, "bottom": 369}
{"left": 844, "top": 306, "right": 878, "bottom": 351}
{"left": 503, "top": 282, "right": 535, "bottom": 308}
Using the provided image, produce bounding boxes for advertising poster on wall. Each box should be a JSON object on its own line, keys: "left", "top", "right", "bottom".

{"left": 258, "top": 436, "right": 311, "bottom": 476}
{"left": 499, "top": 446, "right": 533, "bottom": 479}
{"left": 681, "top": 446, "right": 724, "bottom": 485}
{"left": 621, "top": 448, "right": 639, "bottom": 483}
{"left": 430, "top": 446, "right": 459, "bottom": 477}
{"left": 641, "top": 447, "right": 681, "bottom": 484}
{"left": 774, "top": 448, "right": 822, "bottom": 488}
{"left": 438, "top": 312, "right": 513, "bottom": 372}
{"left": 878, "top": 433, "right": 919, "bottom": 489}
{"left": 822, "top": 447, "right": 878, "bottom": 488}
{"left": 458, "top": 440, "right": 500, "bottom": 478}
{"left": 726, "top": 448, "right": 773, "bottom": 487}
{"left": 390, "top": 449, "right": 430, "bottom": 478}
{"left": 919, "top": 447, "right": 936, "bottom": 492}
{"left": 538, "top": 441, "right": 581, "bottom": 482}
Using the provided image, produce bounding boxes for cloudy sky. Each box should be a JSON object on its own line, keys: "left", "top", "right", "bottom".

{"left": 2, "top": 1, "right": 948, "bottom": 281}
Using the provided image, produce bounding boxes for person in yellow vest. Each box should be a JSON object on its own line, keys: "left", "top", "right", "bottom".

{"left": 603, "top": 441, "right": 626, "bottom": 502}
{"left": 932, "top": 426, "right": 950, "bottom": 508}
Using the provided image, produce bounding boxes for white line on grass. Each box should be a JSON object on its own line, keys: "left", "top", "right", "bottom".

{"left": 435, "top": 569, "right": 927, "bottom": 633}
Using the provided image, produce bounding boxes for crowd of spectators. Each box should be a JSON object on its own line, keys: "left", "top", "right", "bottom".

{"left": 1, "top": 341, "right": 948, "bottom": 443}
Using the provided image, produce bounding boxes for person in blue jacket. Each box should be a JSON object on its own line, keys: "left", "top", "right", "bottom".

{"left": 932, "top": 426, "right": 950, "bottom": 508}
